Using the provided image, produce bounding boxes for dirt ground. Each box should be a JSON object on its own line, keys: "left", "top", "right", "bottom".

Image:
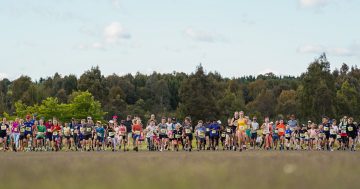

{"left": 0, "top": 151, "right": 359, "bottom": 189}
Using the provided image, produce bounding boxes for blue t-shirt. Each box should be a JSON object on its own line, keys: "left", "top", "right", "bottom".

{"left": 210, "top": 123, "right": 220, "bottom": 137}
{"left": 24, "top": 120, "right": 34, "bottom": 133}
{"left": 96, "top": 127, "right": 105, "bottom": 138}
{"left": 196, "top": 126, "right": 206, "bottom": 137}
{"left": 285, "top": 129, "right": 292, "bottom": 138}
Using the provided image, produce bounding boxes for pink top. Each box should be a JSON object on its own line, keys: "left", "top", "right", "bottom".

{"left": 12, "top": 122, "right": 19, "bottom": 133}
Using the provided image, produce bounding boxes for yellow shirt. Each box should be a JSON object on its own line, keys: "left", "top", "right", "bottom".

{"left": 237, "top": 118, "right": 247, "bottom": 131}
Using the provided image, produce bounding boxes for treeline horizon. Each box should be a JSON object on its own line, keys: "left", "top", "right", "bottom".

{"left": 1, "top": 53, "right": 360, "bottom": 123}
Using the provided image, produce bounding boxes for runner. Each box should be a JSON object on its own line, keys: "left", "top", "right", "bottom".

{"left": 45, "top": 119, "right": 53, "bottom": 151}
{"left": 35, "top": 119, "right": 46, "bottom": 151}
{"left": 250, "top": 117, "right": 259, "bottom": 150}
{"left": 284, "top": 125, "right": 292, "bottom": 150}
{"left": 145, "top": 120, "right": 156, "bottom": 151}
{"left": 261, "top": 117, "right": 271, "bottom": 150}
{"left": 52, "top": 119, "right": 62, "bottom": 151}
{"left": 209, "top": 120, "right": 221, "bottom": 150}
{"left": 95, "top": 121, "right": 105, "bottom": 151}
{"left": 183, "top": 117, "right": 193, "bottom": 152}
{"left": 132, "top": 119, "right": 143, "bottom": 152}
{"left": 0, "top": 118, "right": 9, "bottom": 151}
{"left": 62, "top": 123, "right": 72, "bottom": 151}
{"left": 346, "top": 117, "right": 358, "bottom": 151}
{"left": 24, "top": 115, "right": 35, "bottom": 151}
{"left": 124, "top": 115, "right": 133, "bottom": 151}
{"left": 158, "top": 117, "right": 168, "bottom": 152}
{"left": 322, "top": 116, "right": 331, "bottom": 151}
{"left": 308, "top": 123, "right": 317, "bottom": 150}
{"left": 230, "top": 111, "right": 239, "bottom": 151}
{"left": 225, "top": 118, "right": 233, "bottom": 150}
{"left": 339, "top": 116, "right": 348, "bottom": 150}
{"left": 204, "top": 120, "right": 211, "bottom": 150}
{"left": 276, "top": 120, "right": 286, "bottom": 150}
{"left": 195, "top": 120, "right": 206, "bottom": 151}
{"left": 236, "top": 111, "right": 247, "bottom": 151}
{"left": 107, "top": 120, "right": 116, "bottom": 151}
{"left": 118, "top": 120, "right": 127, "bottom": 151}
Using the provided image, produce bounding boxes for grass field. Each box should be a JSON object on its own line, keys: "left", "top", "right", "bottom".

{"left": 0, "top": 151, "right": 359, "bottom": 189}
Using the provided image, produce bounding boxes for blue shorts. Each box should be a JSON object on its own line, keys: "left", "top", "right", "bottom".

{"left": 133, "top": 134, "right": 140, "bottom": 140}
{"left": 272, "top": 135, "right": 279, "bottom": 140}
{"left": 52, "top": 135, "right": 60, "bottom": 140}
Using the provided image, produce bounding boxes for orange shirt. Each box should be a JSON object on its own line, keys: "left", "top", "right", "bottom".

{"left": 276, "top": 124, "right": 285, "bottom": 136}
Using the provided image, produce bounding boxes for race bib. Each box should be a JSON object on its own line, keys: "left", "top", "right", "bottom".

{"left": 47, "top": 129, "right": 52, "bottom": 132}
{"left": 26, "top": 127, "right": 31, "bottom": 131}
{"left": 206, "top": 128, "right": 210, "bottom": 132}
{"left": 1, "top": 125, "right": 6, "bottom": 130}
{"left": 278, "top": 128, "right": 284, "bottom": 132}
{"left": 226, "top": 128, "right": 231, "bottom": 133}
{"left": 285, "top": 134, "right": 290, "bottom": 138}
{"left": 185, "top": 129, "right": 191, "bottom": 134}
{"left": 86, "top": 128, "right": 91, "bottom": 132}
{"left": 97, "top": 133, "right": 102, "bottom": 137}
{"left": 274, "top": 130, "right": 278, "bottom": 134}
{"left": 300, "top": 133, "right": 305, "bottom": 137}
{"left": 18, "top": 128, "right": 23, "bottom": 132}
{"left": 175, "top": 134, "right": 181, "bottom": 139}
{"left": 337, "top": 135, "right": 341, "bottom": 139}
{"left": 109, "top": 132, "right": 115, "bottom": 136}
{"left": 221, "top": 133, "right": 226, "bottom": 137}
{"left": 324, "top": 127, "right": 329, "bottom": 131}
{"left": 53, "top": 131, "right": 58, "bottom": 136}
{"left": 239, "top": 126, "right": 244, "bottom": 130}
{"left": 199, "top": 133, "right": 205, "bottom": 138}
{"left": 341, "top": 130, "right": 347, "bottom": 134}
{"left": 330, "top": 129, "right": 336, "bottom": 135}
{"left": 211, "top": 130, "right": 216, "bottom": 134}
{"left": 160, "top": 129, "right": 166, "bottom": 134}
{"left": 80, "top": 128, "right": 85, "bottom": 132}
{"left": 134, "top": 131, "right": 141, "bottom": 135}
{"left": 348, "top": 127, "right": 353, "bottom": 131}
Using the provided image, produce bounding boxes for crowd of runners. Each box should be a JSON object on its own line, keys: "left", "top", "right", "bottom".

{"left": 0, "top": 111, "right": 359, "bottom": 152}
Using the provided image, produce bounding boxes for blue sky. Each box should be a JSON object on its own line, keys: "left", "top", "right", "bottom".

{"left": 0, "top": 0, "right": 359, "bottom": 80}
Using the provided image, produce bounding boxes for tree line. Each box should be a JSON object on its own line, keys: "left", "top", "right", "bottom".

{"left": 1, "top": 53, "right": 359, "bottom": 123}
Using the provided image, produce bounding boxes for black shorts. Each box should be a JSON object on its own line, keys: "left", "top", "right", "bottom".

{"left": 64, "top": 136, "right": 71, "bottom": 140}
{"left": 330, "top": 134, "right": 337, "bottom": 139}
{"left": 348, "top": 135, "right": 357, "bottom": 140}
{"left": 46, "top": 133, "right": 53, "bottom": 141}
{"left": 325, "top": 132, "right": 330, "bottom": 140}
{"left": 0, "top": 133, "right": 7, "bottom": 138}
{"left": 186, "top": 134, "right": 193, "bottom": 141}
{"left": 285, "top": 137, "right": 291, "bottom": 140}
{"left": 341, "top": 136, "right": 348, "bottom": 143}
{"left": 251, "top": 133, "right": 257, "bottom": 140}
{"left": 84, "top": 134, "right": 92, "bottom": 140}
{"left": 205, "top": 132, "right": 210, "bottom": 137}
{"left": 20, "top": 135, "right": 25, "bottom": 140}
{"left": 210, "top": 135, "right": 219, "bottom": 140}
{"left": 159, "top": 134, "right": 168, "bottom": 139}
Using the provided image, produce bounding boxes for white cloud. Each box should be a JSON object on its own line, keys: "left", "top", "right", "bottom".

{"left": 104, "top": 22, "right": 131, "bottom": 43}
{"left": 0, "top": 73, "right": 8, "bottom": 80}
{"left": 77, "top": 22, "right": 130, "bottom": 50}
{"left": 299, "top": 0, "right": 330, "bottom": 8}
{"left": 298, "top": 44, "right": 358, "bottom": 57}
{"left": 184, "top": 28, "right": 217, "bottom": 42}
{"left": 297, "top": 44, "right": 324, "bottom": 54}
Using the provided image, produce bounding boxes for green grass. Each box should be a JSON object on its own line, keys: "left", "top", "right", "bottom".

{"left": 0, "top": 151, "right": 359, "bottom": 189}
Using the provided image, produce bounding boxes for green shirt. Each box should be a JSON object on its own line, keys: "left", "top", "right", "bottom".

{"left": 37, "top": 125, "right": 46, "bottom": 134}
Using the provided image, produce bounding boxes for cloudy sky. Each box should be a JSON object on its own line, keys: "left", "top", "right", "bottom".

{"left": 1, "top": 0, "right": 359, "bottom": 80}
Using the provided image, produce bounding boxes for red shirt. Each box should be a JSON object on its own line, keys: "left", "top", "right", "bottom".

{"left": 132, "top": 124, "right": 142, "bottom": 132}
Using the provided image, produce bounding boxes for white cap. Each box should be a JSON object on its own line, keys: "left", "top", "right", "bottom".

{"left": 217, "top": 120, "right": 222, "bottom": 124}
